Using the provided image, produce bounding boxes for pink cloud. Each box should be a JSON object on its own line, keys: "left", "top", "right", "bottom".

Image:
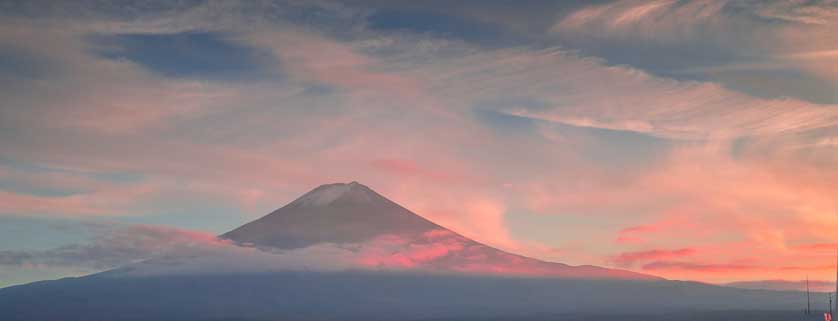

{"left": 611, "top": 248, "right": 697, "bottom": 268}
{"left": 497, "top": 139, "right": 838, "bottom": 282}
{"left": 615, "top": 216, "right": 701, "bottom": 244}
{"left": 793, "top": 243, "right": 838, "bottom": 253}
{"left": 642, "top": 261, "right": 755, "bottom": 273}
{"left": 358, "top": 232, "right": 467, "bottom": 269}
{"left": 370, "top": 158, "right": 464, "bottom": 184}
{"left": 616, "top": 224, "right": 662, "bottom": 245}
{"left": 113, "top": 224, "right": 231, "bottom": 249}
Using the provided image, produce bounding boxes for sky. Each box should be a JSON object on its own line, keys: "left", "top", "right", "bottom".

{"left": 0, "top": 0, "right": 836, "bottom": 288}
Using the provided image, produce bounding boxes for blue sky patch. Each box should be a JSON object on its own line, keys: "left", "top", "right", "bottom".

{"left": 0, "top": 216, "right": 94, "bottom": 251}
{"left": 475, "top": 110, "right": 538, "bottom": 135}
{"left": 0, "top": 47, "right": 50, "bottom": 79}
{"left": 367, "top": 9, "right": 505, "bottom": 44}
{"left": 91, "top": 31, "right": 279, "bottom": 80}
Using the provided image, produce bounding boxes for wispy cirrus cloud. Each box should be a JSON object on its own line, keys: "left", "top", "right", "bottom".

{"left": 612, "top": 248, "right": 697, "bottom": 268}
{"left": 552, "top": 0, "right": 838, "bottom": 104}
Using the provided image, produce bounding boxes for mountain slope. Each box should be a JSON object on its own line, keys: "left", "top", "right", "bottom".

{"left": 221, "top": 181, "right": 657, "bottom": 280}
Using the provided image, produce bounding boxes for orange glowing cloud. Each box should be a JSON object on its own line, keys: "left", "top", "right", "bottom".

{"left": 611, "top": 248, "right": 697, "bottom": 268}
{"left": 615, "top": 217, "right": 699, "bottom": 245}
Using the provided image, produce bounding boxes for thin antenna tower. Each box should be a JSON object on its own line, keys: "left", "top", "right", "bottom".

{"left": 808, "top": 275, "right": 811, "bottom": 315}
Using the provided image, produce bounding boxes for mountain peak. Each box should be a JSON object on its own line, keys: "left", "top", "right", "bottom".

{"left": 221, "top": 182, "right": 443, "bottom": 249}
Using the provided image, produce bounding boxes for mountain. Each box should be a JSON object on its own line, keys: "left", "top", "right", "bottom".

{"left": 221, "top": 181, "right": 657, "bottom": 280}
{"left": 725, "top": 280, "right": 834, "bottom": 292}
{"left": 0, "top": 181, "right": 818, "bottom": 321}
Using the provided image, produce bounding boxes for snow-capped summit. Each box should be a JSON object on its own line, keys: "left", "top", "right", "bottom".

{"left": 288, "top": 181, "right": 380, "bottom": 207}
